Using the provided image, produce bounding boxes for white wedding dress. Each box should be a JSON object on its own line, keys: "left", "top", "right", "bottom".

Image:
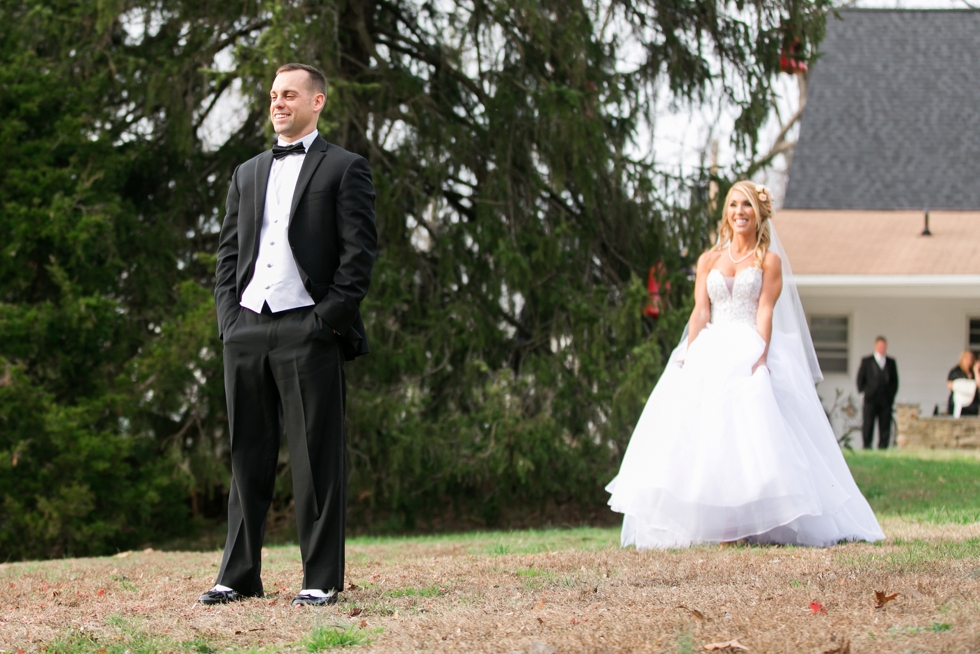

{"left": 606, "top": 265, "right": 884, "bottom": 549}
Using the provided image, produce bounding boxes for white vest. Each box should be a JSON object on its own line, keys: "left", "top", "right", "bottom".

{"left": 240, "top": 131, "right": 319, "bottom": 314}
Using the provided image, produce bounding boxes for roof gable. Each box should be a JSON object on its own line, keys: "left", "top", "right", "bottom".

{"left": 783, "top": 9, "right": 980, "bottom": 211}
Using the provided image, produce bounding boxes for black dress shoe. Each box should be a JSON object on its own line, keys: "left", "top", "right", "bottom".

{"left": 197, "top": 588, "right": 247, "bottom": 605}
{"left": 291, "top": 591, "right": 339, "bottom": 607}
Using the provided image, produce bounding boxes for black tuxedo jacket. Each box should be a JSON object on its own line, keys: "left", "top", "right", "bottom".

{"left": 856, "top": 355, "right": 898, "bottom": 405}
{"left": 214, "top": 136, "right": 377, "bottom": 360}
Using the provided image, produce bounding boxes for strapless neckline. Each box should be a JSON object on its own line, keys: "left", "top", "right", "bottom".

{"left": 709, "top": 267, "right": 761, "bottom": 295}
{"left": 709, "top": 267, "right": 761, "bottom": 280}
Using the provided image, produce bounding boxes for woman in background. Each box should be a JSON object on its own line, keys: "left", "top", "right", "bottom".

{"left": 947, "top": 350, "right": 980, "bottom": 417}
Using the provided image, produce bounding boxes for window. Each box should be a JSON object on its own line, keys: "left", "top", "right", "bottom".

{"left": 809, "top": 316, "right": 849, "bottom": 374}
{"left": 969, "top": 318, "right": 980, "bottom": 351}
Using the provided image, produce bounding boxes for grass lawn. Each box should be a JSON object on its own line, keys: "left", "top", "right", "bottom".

{"left": 845, "top": 449, "right": 980, "bottom": 524}
{"left": 3, "top": 449, "right": 980, "bottom": 653}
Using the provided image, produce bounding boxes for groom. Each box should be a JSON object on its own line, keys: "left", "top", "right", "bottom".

{"left": 203, "top": 63, "right": 377, "bottom": 606}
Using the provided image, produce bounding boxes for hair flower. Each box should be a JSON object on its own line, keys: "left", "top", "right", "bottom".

{"left": 758, "top": 193, "right": 768, "bottom": 202}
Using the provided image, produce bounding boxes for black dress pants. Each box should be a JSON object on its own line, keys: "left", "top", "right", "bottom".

{"left": 216, "top": 305, "right": 346, "bottom": 596}
{"left": 862, "top": 400, "right": 892, "bottom": 450}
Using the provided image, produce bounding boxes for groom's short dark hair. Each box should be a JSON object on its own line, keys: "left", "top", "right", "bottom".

{"left": 275, "top": 63, "right": 327, "bottom": 96}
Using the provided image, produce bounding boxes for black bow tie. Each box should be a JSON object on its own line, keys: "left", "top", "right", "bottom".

{"left": 272, "top": 142, "right": 306, "bottom": 160}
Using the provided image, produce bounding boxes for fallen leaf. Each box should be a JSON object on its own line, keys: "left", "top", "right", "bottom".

{"left": 532, "top": 598, "right": 546, "bottom": 611}
{"left": 359, "top": 619, "right": 368, "bottom": 628}
{"left": 349, "top": 607, "right": 363, "bottom": 617}
{"left": 115, "top": 551, "right": 131, "bottom": 559}
{"left": 677, "top": 605, "right": 705, "bottom": 620}
{"left": 703, "top": 639, "right": 749, "bottom": 651}
{"left": 873, "top": 590, "right": 899, "bottom": 609}
{"left": 347, "top": 582, "right": 359, "bottom": 591}
{"left": 809, "top": 601, "right": 827, "bottom": 614}
{"left": 97, "top": 589, "right": 106, "bottom": 596}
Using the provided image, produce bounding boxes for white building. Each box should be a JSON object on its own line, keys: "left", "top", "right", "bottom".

{"left": 779, "top": 10, "right": 980, "bottom": 443}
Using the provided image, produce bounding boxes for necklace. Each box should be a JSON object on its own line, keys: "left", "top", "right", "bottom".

{"left": 728, "top": 244, "right": 756, "bottom": 264}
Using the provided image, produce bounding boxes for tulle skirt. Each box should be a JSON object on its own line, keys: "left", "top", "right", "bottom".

{"left": 606, "top": 322, "right": 884, "bottom": 549}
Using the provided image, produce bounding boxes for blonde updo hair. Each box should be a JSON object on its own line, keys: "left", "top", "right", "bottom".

{"left": 714, "top": 180, "right": 773, "bottom": 267}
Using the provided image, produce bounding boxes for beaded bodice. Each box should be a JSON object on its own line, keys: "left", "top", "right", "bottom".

{"left": 707, "top": 267, "right": 763, "bottom": 327}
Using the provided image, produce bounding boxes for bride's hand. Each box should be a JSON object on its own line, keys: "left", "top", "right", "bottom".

{"left": 752, "top": 358, "right": 768, "bottom": 374}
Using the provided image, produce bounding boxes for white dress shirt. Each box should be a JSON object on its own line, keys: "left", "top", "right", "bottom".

{"left": 240, "top": 130, "right": 320, "bottom": 314}
{"left": 873, "top": 352, "right": 886, "bottom": 369}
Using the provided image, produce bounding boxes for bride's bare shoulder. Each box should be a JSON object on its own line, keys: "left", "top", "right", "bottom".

{"left": 761, "top": 249, "right": 782, "bottom": 273}
{"left": 696, "top": 249, "right": 722, "bottom": 272}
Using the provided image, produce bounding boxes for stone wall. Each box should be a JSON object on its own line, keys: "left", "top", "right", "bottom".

{"left": 895, "top": 403, "right": 980, "bottom": 449}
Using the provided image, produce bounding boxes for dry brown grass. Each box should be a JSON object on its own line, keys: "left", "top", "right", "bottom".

{"left": 3, "top": 517, "right": 980, "bottom": 653}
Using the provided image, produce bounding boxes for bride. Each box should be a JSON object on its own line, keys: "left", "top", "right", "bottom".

{"left": 606, "top": 181, "right": 884, "bottom": 549}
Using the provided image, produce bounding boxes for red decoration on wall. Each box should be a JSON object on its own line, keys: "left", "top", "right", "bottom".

{"left": 645, "top": 264, "right": 670, "bottom": 319}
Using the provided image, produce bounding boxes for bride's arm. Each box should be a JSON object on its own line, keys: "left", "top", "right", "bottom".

{"left": 686, "top": 252, "right": 714, "bottom": 349}
{"left": 754, "top": 251, "right": 783, "bottom": 372}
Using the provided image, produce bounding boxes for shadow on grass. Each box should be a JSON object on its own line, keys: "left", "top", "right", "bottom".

{"left": 156, "top": 450, "right": 980, "bottom": 555}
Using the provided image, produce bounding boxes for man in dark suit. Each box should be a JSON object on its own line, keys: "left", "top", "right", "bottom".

{"left": 200, "top": 63, "right": 377, "bottom": 607}
{"left": 856, "top": 336, "right": 899, "bottom": 450}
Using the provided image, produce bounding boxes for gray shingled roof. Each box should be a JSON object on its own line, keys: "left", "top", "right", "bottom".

{"left": 783, "top": 9, "right": 980, "bottom": 210}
